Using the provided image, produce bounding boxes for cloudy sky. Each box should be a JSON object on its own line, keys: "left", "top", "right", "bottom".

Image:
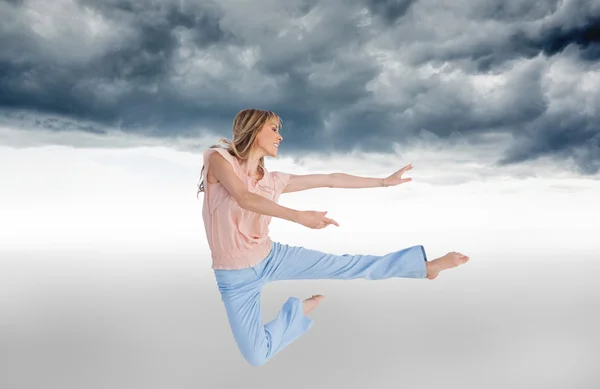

{"left": 1, "top": 0, "right": 599, "bottom": 167}
{"left": 1, "top": 0, "right": 599, "bottom": 388}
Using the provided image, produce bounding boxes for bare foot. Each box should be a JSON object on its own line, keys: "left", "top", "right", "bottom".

{"left": 303, "top": 294, "right": 325, "bottom": 315}
{"left": 426, "top": 252, "right": 470, "bottom": 280}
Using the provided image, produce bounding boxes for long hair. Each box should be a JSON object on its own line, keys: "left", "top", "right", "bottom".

{"left": 196, "top": 109, "right": 282, "bottom": 198}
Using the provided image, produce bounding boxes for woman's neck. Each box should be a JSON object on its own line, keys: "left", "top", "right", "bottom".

{"left": 239, "top": 152, "right": 263, "bottom": 178}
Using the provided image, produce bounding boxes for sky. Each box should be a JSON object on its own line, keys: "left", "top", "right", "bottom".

{"left": 1, "top": 0, "right": 599, "bottom": 388}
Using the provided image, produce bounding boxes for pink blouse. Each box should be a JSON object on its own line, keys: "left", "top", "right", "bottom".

{"left": 201, "top": 147, "right": 290, "bottom": 270}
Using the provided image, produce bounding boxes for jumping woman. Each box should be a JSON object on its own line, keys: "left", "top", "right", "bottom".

{"left": 197, "top": 109, "right": 470, "bottom": 366}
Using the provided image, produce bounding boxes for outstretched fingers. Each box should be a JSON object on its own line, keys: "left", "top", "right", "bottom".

{"left": 324, "top": 217, "right": 339, "bottom": 227}
{"left": 317, "top": 211, "right": 339, "bottom": 228}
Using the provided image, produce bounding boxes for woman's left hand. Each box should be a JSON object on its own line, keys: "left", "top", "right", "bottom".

{"left": 383, "top": 164, "right": 413, "bottom": 187}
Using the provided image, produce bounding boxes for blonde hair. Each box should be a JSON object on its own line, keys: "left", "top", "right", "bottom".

{"left": 196, "top": 109, "right": 282, "bottom": 198}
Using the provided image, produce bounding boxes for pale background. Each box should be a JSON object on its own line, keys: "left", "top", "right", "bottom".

{"left": 1, "top": 0, "right": 599, "bottom": 388}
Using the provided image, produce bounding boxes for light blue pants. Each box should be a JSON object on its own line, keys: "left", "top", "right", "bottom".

{"left": 213, "top": 241, "right": 428, "bottom": 366}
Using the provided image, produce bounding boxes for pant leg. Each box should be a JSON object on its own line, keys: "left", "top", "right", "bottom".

{"left": 214, "top": 264, "right": 312, "bottom": 366}
{"left": 256, "top": 241, "right": 428, "bottom": 282}
{"left": 214, "top": 242, "right": 427, "bottom": 366}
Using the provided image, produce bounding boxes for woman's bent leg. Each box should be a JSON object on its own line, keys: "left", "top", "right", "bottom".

{"left": 214, "top": 267, "right": 313, "bottom": 366}
{"left": 256, "top": 242, "right": 428, "bottom": 282}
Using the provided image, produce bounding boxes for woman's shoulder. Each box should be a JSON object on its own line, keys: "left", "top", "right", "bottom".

{"left": 204, "top": 147, "right": 239, "bottom": 168}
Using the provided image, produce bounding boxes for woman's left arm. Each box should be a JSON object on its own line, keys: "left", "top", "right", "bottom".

{"left": 282, "top": 163, "right": 413, "bottom": 193}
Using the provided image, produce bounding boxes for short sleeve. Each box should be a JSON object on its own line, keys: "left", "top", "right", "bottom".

{"left": 270, "top": 171, "right": 290, "bottom": 199}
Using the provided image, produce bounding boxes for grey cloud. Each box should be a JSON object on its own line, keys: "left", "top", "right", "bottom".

{"left": 0, "top": 0, "right": 599, "bottom": 175}
{"left": 473, "top": 0, "right": 560, "bottom": 22}
{"left": 414, "top": 59, "right": 548, "bottom": 134}
{"left": 498, "top": 111, "right": 600, "bottom": 174}
{"left": 0, "top": 0, "right": 236, "bottom": 128}
{"left": 391, "top": 0, "right": 600, "bottom": 69}
{"left": 511, "top": 16, "right": 600, "bottom": 62}
{"left": 365, "top": 0, "right": 415, "bottom": 25}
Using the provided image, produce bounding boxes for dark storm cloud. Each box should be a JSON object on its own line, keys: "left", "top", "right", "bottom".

{"left": 0, "top": 0, "right": 599, "bottom": 175}
{"left": 393, "top": 0, "right": 600, "bottom": 69}
{"left": 511, "top": 15, "right": 600, "bottom": 62}
{"left": 0, "top": 0, "right": 235, "bottom": 129}
{"left": 437, "top": 15, "right": 600, "bottom": 73}
{"left": 365, "top": 0, "right": 415, "bottom": 24}
{"left": 498, "top": 111, "right": 600, "bottom": 174}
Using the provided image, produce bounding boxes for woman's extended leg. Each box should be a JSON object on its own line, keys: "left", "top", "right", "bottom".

{"left": 256, "top": 241, "right": 468, "bottom": 314}
{"left": 257, "top": 242, "right": 430, "bottom": 282}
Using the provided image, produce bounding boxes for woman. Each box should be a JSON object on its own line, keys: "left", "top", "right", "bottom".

{"left": 197, "top": 109, "right": 469, "bottom": 366}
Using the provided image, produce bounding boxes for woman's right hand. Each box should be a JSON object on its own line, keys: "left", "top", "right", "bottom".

{"left": 297, "top": 210, "right": 340, "bottom": 229}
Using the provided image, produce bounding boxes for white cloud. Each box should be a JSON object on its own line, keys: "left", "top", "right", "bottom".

{"left": 2, "top": 126, "right": 598, "bottom": 260}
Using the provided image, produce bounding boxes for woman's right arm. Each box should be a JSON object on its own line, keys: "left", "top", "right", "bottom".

{"left": 209, "top": 153, "right": 338, "bottom": 229}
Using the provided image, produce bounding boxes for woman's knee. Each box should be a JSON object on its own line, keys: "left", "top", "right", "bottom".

{"left": 242, "top": 349, "right": 269, "bottom": 366}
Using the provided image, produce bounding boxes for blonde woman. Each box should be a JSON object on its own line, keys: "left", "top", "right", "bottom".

{"left": 197, "top": 109, "right": 469, "bottom": 366}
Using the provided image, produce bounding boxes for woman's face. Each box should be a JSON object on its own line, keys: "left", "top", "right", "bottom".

{"left": 255, "top": 118, "right": 283, "bottom": 158}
